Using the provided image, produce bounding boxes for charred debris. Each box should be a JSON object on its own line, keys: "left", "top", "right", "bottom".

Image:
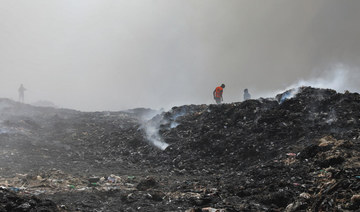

{"left": 0, "top": 87, "right": 359, "bottom": 211}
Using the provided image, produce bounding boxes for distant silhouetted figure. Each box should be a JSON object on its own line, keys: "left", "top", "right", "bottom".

{"left": 18, "top": 84, "right": 26, "bottom": 103}
{"left": 213, "top": 84, "right": 225, "bottom": 104}
{"left": 244, "top": 88, "right": 251, "bottom": 101}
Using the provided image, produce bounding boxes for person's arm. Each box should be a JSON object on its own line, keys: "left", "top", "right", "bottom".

{"left": 213, "top": 89, "right": 216, "bottom": 98}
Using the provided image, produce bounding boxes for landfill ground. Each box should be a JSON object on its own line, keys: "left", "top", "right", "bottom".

{"left": 0, "top": 86, "right": 360, "bottom": 212}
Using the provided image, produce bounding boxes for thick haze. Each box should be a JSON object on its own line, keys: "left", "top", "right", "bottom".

{"left": 1, "top": 0, "right": 360, "bottom": 111}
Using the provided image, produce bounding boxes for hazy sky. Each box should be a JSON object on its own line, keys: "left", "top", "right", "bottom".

{"left": 1, "top": 0, "right": 360, "bottom": 111}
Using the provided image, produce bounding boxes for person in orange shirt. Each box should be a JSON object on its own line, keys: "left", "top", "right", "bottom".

{"left": 213, "top": 84, "right": 225, "bottom": 104}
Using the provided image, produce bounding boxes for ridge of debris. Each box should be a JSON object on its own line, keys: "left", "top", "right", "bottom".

{"left": 0, "top": 87, "right": 359, "bottom": 211}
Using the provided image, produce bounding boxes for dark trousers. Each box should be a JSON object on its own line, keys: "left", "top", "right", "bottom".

{"left": 214, "top": 97, "right": 221, "bottom": 104}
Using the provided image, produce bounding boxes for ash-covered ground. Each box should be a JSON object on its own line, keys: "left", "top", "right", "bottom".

{"left": 0, "top": 87, "right": 359, "bottom": 212}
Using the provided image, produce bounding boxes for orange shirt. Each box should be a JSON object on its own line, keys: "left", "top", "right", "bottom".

{"left": 215, "top": 87, "right": 223, "bottom": 98}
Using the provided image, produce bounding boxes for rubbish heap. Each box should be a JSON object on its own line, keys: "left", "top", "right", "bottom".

{"left": 0, "top": 87, "right": 359, "bottom": 211}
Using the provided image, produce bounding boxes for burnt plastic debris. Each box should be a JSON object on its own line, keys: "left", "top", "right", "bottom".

{"left": 0, "top": 87, "right": 359, "bottom": 211}
{"left": 0, "top": 187, "right": 59, "bottom": 211}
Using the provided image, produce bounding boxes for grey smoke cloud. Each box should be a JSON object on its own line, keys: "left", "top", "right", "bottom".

{"left": 0, "top": 0, "right": 360, "bottom": 111}
{"left": 263, "top": 64, "right": 360, "bottom": 99}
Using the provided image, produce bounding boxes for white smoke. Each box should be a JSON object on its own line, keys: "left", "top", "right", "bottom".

{"left": 170, "top": 122, "right": 179, "bottom": 128}
{"left": 143, "top": 123, "right": 169, "bottom": 150}
{"left": 325, "top": 109, "right": 338, "bottom": 124}
{"left": 139, "top": 110, "right": 169, "bottom": 150}
{"left": 278, "top": 88, "right": 299, "bottom": 104}
{"left": 285, "top": 64, "right": 357, "bottom": 92}
{"left": 169, "top": 109, "right": 187, "bottom": 129}
{"left": 262, "top": 64, "right": 360, "bottom": 99}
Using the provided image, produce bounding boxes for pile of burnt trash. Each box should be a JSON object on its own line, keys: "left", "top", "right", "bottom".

{"left": 0, "top": 187, "right": 59, "bottom": 211}
{"left": 151, "top": 87, "right": 360, "bottom": 172}
{"left": 137, "top": 86, "right": 360, "bottom": 211}
{"left": 0, "top": 87, "right": 359, "bottom": 211}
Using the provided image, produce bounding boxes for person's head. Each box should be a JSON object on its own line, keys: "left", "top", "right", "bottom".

{"left": 221, "top": 84, "right": 225, "bottom": 88}
{"left": 244, "top": 88, "right": 248, "bottom": 93}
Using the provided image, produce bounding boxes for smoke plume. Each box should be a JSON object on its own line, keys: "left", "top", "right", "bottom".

{"left": 285, "top": 64, "right": 359, "bottom": 93}
{"left": 138, "top": 110, "right": 169, "bottom": 150}
{"left": 264, "top": 64, "right": 360, "bottom": 101}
